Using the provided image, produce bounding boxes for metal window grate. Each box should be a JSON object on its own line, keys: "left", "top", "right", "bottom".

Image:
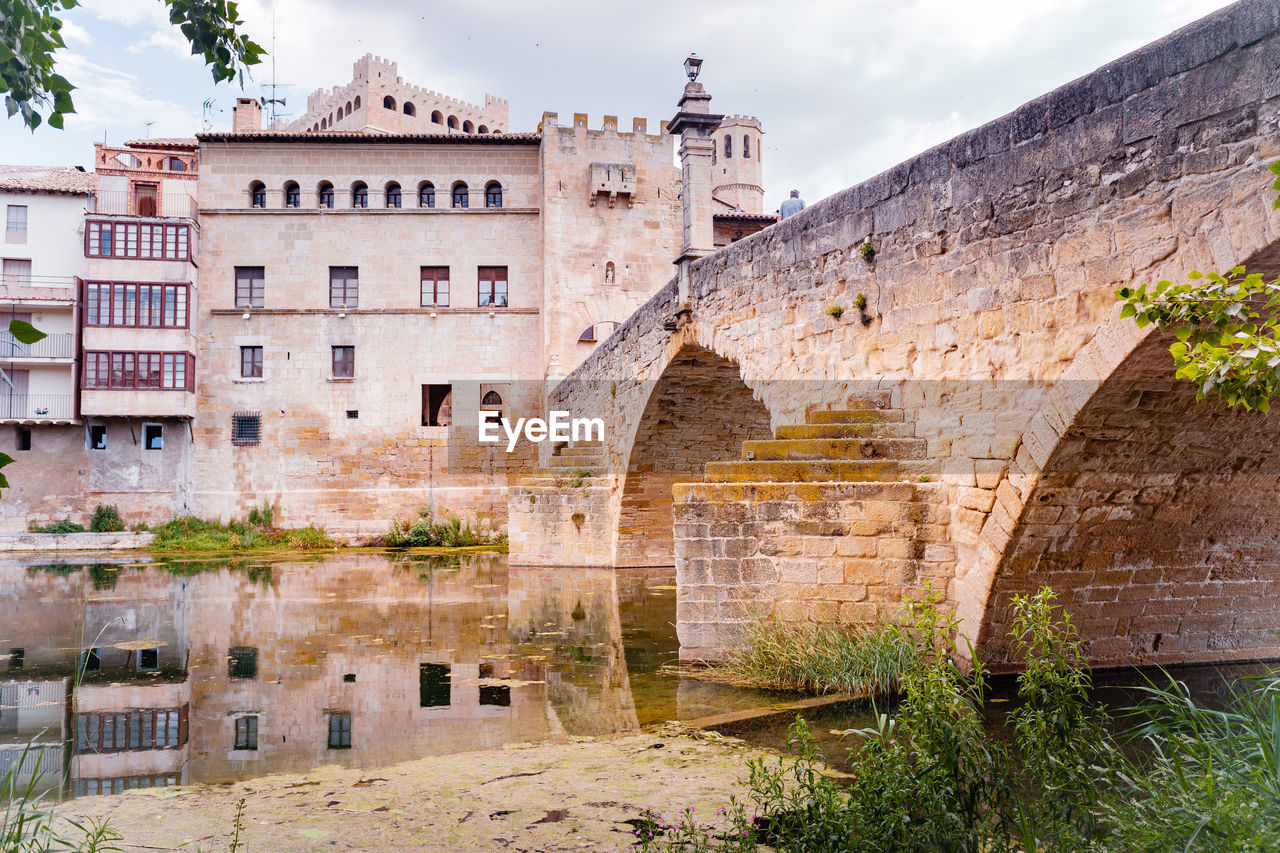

{"left": 228, "top": 647, "right": 258, "bottom": 679}
{"left": 231, "top": 412, "right": 261, "bottom": 446}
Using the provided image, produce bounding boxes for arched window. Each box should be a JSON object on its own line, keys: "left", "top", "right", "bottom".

{"left": 250, "top": 181, "right": 266, "bottom": 208}
{"left": 743, "top": 135, "right": 750, "bottom": 158}
{"left": 431, "top": 110, "right": 443, "bottom": 125}
{"left": 354, "top": 96, "right": 361, "bottom": 109}
{"left": 578, "top": 321, "right": 620, "bottom": 344}
{"left": 312, "top": 123, "right": 319, "bottom": 132}
{"left": 385, "top": 182, "right": 401, "bottom": 208}
{"left": 477, "top": 125, "right": 488, "bottom": 134}
{"left": 451, "top": 182, "right": 468, "bottom": 209}
{"left": 167, "top": 157, "right": 188, "bottom": 172}
{"left": 484, "top": 181, "right": 502, "bottom": 209}
{"left": 491, "top": 129, "right": 502, "bottom": 135}
{"left": 418, "top": 182, "right": 435, "bottom": 208}
{"left": 344, "top": 101, "right": 352, "bottom": 116}
{"left": 320, "top": 117, "right": 327, "bottom": 130}
{"left": 351, "top": 181, "right": 368, "bottom": 209}
{"left": 462, "top": 120, "right": 474, "bottom": 134}
{"left": 318, "top": 182, "right": 334, "bottom": 209}
{"left": 403, "top": 102, "right": 416, "bottom": 116}
{"left": 447, "top": 115, "right": 458, "bottom": 130}
{"left": 329, "top": 112, "right": 334, "bottom": 125}
{"left": 481, "top": 390, "right": 503, "bottom": 422}
{"left": 284, "top": 181, "right": 300, "bottom": 208}
{"left": 724, "top": 135, "right": 732, "bottom": 158}
{"left": 383, "top": 95, "right": 396, "bottom": 110}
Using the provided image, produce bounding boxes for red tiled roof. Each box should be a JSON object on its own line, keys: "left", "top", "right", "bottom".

{"left": 123, "top": 137, "right": 199, "bottom": 149}
{"left": 0, "top": 167, "right": 96, "bottom": 195}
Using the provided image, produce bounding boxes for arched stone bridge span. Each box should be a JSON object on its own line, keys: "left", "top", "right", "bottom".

{"left": 509, "top": 0, "right": 1280, "bottom": 669}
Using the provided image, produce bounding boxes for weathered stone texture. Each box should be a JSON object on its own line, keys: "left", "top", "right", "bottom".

{"left": 513, "top": 0, "right": 1280, "bottom": 667}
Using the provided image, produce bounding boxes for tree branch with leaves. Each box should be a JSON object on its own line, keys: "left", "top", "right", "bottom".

{"left": 1, "top": 0, "right": 265, "bottom": 131}
{"left": 1116, "top": 161, "right": 1280, "bottom": 412}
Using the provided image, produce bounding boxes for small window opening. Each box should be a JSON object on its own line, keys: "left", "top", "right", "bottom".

{"left": 8, "top": 648, "right": 24, "bottom": 669}
{"left": 80, "top": 647, "right": 101, "bottom": 673}
{"left": 228, "top": 647, "right": 258, "bottom": 679}
{"left": 15, "top": 426, "right": 30, "bottom": 451}
{"left": 328, "top": 712, "right": 351, "bottom": 749}
{"left": 143, "top": 423, "right": 163, "bottom": 450}
{"left": 138, "top": 648, "right": 159, "bottom": 671}
{"left": 423, "top": 384, "right": 452, "bottom": 427}
{"left": 419, "top": 663, "right": 451, "bottom": 707}
{"left": 88, "top": 424, "right": 107, "bottom": 450}
{"left": 231, "top": 412, "right": 261, "bottom": 446}
{"left": 346, "top": 410, "right": 358, "bottom": 419}
{"left": 235, "top": 716, "right": 258, "bottom": 750}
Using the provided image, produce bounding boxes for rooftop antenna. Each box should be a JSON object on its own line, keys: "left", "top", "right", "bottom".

{"left": 144, "top": 120, "right": 156, "bottom": 138}
{"left": 261, "top": 8, "right": 292, "bottom": 124}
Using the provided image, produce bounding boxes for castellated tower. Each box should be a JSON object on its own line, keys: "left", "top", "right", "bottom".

{"left": 711, "top": 115, "right": 764, "bottom": 214}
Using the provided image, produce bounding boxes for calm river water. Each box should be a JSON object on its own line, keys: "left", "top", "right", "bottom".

{"left": 0, "top": 550, "right": 791, "bottom": 798}
{"left": 1, "top": 550, "right": 1269, "bottom": 798}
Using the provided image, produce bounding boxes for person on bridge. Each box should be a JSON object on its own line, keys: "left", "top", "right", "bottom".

{"left": 780, "top": 189, "right": 806, "bottom": 219}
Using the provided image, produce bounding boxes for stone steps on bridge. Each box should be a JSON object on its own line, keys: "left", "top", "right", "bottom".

{"left": 774, "top": 422, "right": 917, "bottom": 439}
{"left": 807, "top": 408, "right": 905, "bottom": 424}
{"left": 703, "top": 458, "right": 901, "bottom": 483}
{"left": 742, "top": 436, "right": 927, "bottom": 461}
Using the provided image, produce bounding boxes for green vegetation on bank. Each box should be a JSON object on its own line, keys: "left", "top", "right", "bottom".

{"left": 713, "top": 618, "right": 913, "bottom": 695}
{"left": 149, "top": 514, "right": 335, "bottom": 552}
{"left": 639, "top": 586, "right": 1280, "bottom": 852}
{"left": 384, "top": 508, "right": 506, "bottom": 548}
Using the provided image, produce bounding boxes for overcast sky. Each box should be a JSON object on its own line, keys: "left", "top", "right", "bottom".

{"left": 0, "top": 0, "right": 1235, "bottom": 210}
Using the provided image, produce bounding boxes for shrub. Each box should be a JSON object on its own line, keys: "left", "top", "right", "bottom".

{"left": 246, "top": 500, "right": 275, "bottom": 528}
{"left": 29, "top": 519, "right": 85, "bottom": 534}
{"left": 149, "top": 514, "right": 334, "bottom": 552}
{"left": 384, "top": 510, "right": 504, "bottom": 548}
{"left": 89, "top": 504, "right": 124, "bottom": 532}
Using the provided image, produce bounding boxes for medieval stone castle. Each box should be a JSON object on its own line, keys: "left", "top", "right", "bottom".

{"left": 0, "top": 55, "right": 773, "bottom": 536}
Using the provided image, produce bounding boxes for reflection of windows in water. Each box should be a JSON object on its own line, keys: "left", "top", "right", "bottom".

{"left": 419, "top": 663, "right": 450, "bottom": 707}
{"left": 138, "top": 648, "right": 159, "bottom": 671}
{"left": 479, "top": 684, "right": 510, "bottom": 707}
{"left": 80, "top": 647, "right": 100, "bottom": 672}
{"left": 228, "top": 647, "right": 257, "bottom": 679}
{"left": 75, "top": 774, "right": 181, "bottom": 797}
{"left": 235, "top": 715, "right": 258, "bottom": 750}
{"left": 77, "top": 708, "right": 183, "bottom": 752}
{"left": 327, "top": 712, "right": 351, "bottom": 749}
{"left": 8, "top": 648, "right": 22, "bottom": 669}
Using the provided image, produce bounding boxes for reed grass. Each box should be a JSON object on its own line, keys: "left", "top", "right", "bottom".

{"left": 714, "top": 618, "right": 915, "bottom": 695}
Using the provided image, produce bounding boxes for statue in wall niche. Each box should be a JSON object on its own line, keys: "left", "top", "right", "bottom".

{"left": 604, "top": 261, "right": 616, "bottom": 285}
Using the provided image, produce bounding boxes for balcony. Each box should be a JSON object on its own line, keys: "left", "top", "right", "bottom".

{"left": 0, "top": 332, "right": 75, "bottom": 360}
{"left": 92, "top": 191, "right": 196, "bottom": 219}
{"left": 0, "top": 275, "right": 77, "bottom": 306}
{"left": 0, "top": 394, "right": 75, "bottom": 423}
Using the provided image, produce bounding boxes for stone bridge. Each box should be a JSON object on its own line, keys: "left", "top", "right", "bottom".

{"left": 509, "top": 0, "right": 1280, "bottom": 670}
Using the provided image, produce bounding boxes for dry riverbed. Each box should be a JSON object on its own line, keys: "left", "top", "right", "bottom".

{"left": 66, "top": 728, "right": 774, "bottom": 851}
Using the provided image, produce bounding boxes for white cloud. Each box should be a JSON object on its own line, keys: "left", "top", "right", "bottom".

{"left": 56, "top": 54, "right": 202, "bottom": 141}
{"left": 60, "top": 20, "right": 92, "bottom": 46}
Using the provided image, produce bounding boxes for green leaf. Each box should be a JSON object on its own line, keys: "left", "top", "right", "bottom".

{"left": 8, "top": 319, "right": 46, "bottom": 344}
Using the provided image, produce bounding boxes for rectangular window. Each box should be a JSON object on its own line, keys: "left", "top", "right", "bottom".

{"left": 419, "top": 663, "right": 451, "bottom": 707}
{"left": 138, "top": 648, "right": 159, "bottom": 671}
{"left": 81, "top": 647, "right": 101, "bottom": 673}
{"left": 83, "top": 352, "right": 190, "bottom": 389}
{"left": 423, "top": 384, "right": 451, "bottom": 427}
{"left": 328, "top": 712, "right": 351, "bottom": 749}
{"left": 75, "top": 708, "right": 186, "bottom": 753}
{"left": 420, "top": 266, "right": 449, "bottom": 307}
{"left": 234, "top": 716, "right": 258, "bottom": 751}
{"left": 143, "top": 423, "right": 163, "bottom": 450}
{"left": 477, "top": 266, "right": 508, "bottom": 308}
{"left": 9, "top": 648, "right": 23, "bottom": 669}
{"left": 1, "top": 259, "right": 31, "bottom": 286}
{"left": 86, "top": 221, "right": 190, "bottom": 260}
{"left": 332, "top": 346, "right": 354, "bottom": 379}
{"left": 479, "top": 684, "right": 511, "bottom": 707}
{"left": 15, "top": 427, "right": 30, "bottom": 452}
{"left": 5, "top": 205, "right": 27, "bottom": 243}
{"left": 329, "top": 266, "right": 358, "bottom": 308}
{"left": 241, "top": 346, "right": 263, "bottom": 378}
{"left": 88, "top": 424, "right": 107, "bottom": 450}
{"left": 235, "top": 267, "right": 264, "bottom": 308}
{"left": 228, "top": 647, "right": 258, "bottom": 679}
{"left": 231, "top": 412, "right": 261, "bottom": 446}
{"left": 85, "top": 282, "right": 189, "bottom": 327}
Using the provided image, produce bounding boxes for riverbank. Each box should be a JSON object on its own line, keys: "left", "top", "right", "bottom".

{"left": 62, "top": 729, "right": 769, "bottom": 852}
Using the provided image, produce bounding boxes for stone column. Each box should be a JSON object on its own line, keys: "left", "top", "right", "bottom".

{"left": 668, "top": 77, "right": 723, "bottom": 308}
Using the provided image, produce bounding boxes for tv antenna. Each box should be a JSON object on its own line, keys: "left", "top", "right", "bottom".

{"left": 261, "top": 8, "right": 292, "bottom": 124}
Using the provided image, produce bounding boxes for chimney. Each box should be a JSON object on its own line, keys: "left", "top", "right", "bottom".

{"left": 233, "top": 98, "right": 263, "bottom": 132}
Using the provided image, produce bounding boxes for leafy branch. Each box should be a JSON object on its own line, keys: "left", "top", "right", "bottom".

{"left": 1, "top": 0, "right": 265, "bottom": 131}
{"left": 1115, "top": 160, "right": 1280, "bottom": 412}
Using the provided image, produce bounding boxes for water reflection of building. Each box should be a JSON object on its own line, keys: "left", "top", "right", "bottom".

{"left": 1, "top": 552, "right": 654, "bottom": 793}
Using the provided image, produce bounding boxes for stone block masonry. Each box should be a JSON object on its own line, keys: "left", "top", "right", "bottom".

{"left": 515, "top": 0, "right": 1280, "bottom": 669}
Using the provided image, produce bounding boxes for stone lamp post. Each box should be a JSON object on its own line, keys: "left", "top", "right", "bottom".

{"left": 668, "top": 53, "right": 723, "bottom": 323}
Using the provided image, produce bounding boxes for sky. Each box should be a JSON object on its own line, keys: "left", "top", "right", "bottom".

{"left": 0, "top": 0, "right": 1237, "bottom": 210}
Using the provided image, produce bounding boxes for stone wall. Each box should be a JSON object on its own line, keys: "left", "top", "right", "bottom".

{"left": 518, "top": 0, "right": 1280, "bottom": 667}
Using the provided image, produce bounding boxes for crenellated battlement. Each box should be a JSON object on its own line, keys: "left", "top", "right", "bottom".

{"left": 540, "top": 111, "right": 670, "bottom": 142}
{"left": 718, "top": 114, "right": 763, "bottom": 130}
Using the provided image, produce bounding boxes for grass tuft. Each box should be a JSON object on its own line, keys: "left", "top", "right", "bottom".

{"left": 149, "top": 513, "right": 335, "bottom": 552}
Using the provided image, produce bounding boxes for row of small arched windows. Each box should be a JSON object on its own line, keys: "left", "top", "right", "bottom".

{"left": 249, "top": 180, "right": 503, "bottom": 210}
{"left": 310, "top": 94, "right": 498, "bottom": 135}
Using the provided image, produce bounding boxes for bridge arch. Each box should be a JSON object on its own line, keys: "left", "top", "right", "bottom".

{"left": 614, "top": 339, "right": 773, "bottom": 566}
{"left": 967, "top": 233, "right": 1280, "bottom": 670}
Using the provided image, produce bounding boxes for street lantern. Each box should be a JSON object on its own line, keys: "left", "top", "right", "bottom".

{"left": 684, "top": 53, "right": 703, "bottom": 82}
